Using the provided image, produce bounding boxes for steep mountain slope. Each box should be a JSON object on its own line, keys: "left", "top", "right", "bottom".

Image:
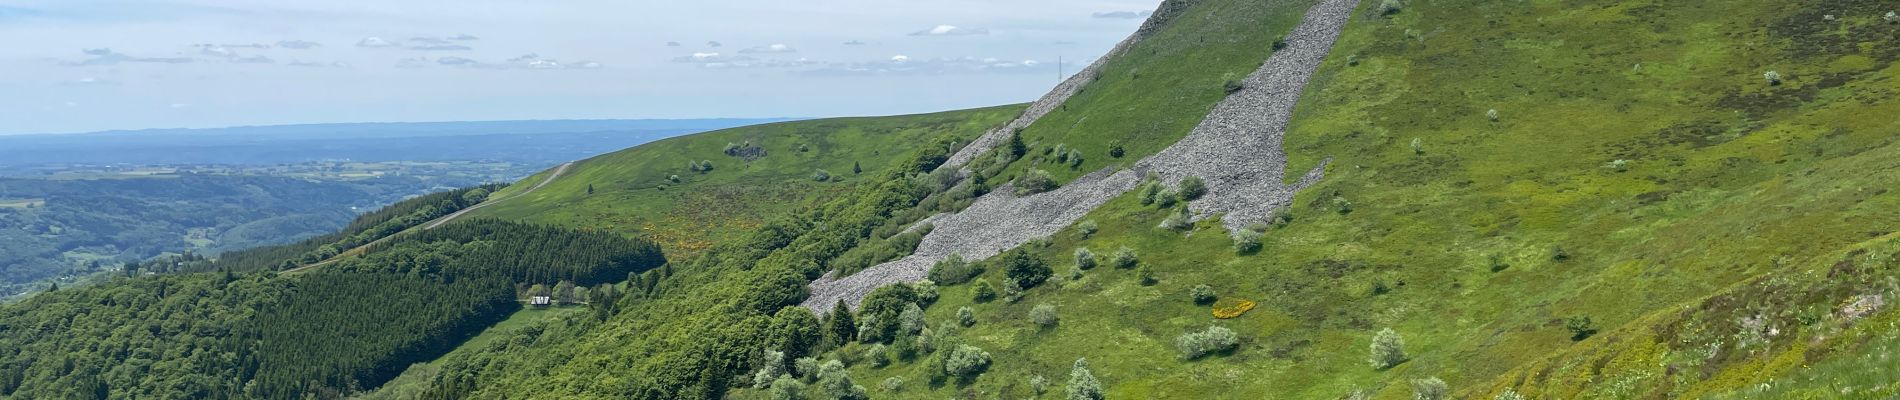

{"left": 465, "top": 106, "right": 1021, "bottom": 256}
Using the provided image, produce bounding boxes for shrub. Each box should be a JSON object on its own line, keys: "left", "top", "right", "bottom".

{"left": 1607, "top": 159, "right": 1630, "bottom": 172}
{"left": 667, "top": 174, "right": 682, "bottom": 183}
{"left": 1369, "top": 328, "right": 1407, "bottom": 369}
{"left": 1190, "top": 285, "right": 1217, "bottom": 305}
{"left": 1413, "top": 377, "right": 1449, "bottom": 400}
{"left": 1138, "top": 266, "right": 1158, "bottom": 286}
{"left": 1139, "top": 182, "right": 1160, "bottom": 205}
{"left": 1763, "top": 70, "right": 1782, "bottom": 86}
{"left": 1334, "top": 196, "right": 1354, "bottom": 214}
{"left": 1073, "top": 247, "right": 1097, "bottom": 270}
{"left": 864, "top": 344, "right": 890, "bottom": 367}
{"left": 1495, "top": 389, "right": 1526, "bottom": 400}
{"left": 794, "top": 357, "right": 820, "bottom": 380}
{"left": 753, "top": 349, "right": 787, "bottom": 388}
{"left": 1410, "top": 137, "right": 1424, "bottom": 155}
{"left": 1179, "top": 176, "right": 1207, "bottom": 200}
{"left": 1112, "top": 247, "right": 1139, "bottom": 268}
{"left": 699, "top": 160, "right": 714, "bottom": 172}
{"left": 725, "top": 142, "right": 742, "bottom": 153}
{"left": 798, "top": 143, "right": 811, "bottom": 152}
{"left": 1159, "top": 207, "right": 1193, "bottom": 231}
{"left": 1887, "top": 11, "right": 1899, "bottom": 23}
{"left": 972, "top": 280, "right": 996, "bottom": 302}
{"left": 770, "top": 375, "right": 805, "bottom": 400}
{"left": 1076, "top": 220, "right": 1098, "bottom": 239}
{"left": 957, "top": 306, "right": 976, "bottom": 327}
{"left": 944, "top": 345, "right": 992, "bottom": 378}
{"left": 881, "top": 376, "right": 904, "bottom": 392}
{"left": 928, "top": 254, "right": 982, "bottom": 285}
{"left": 1222, "top": 72, "right": 1245, "bottom": 93}
{"left": 1233, "top": 229, "right": 1263, "bottom": 254}
{"left": 1108, "top": 143, "right": 1125, "bottom": 158}
{"left": 1551, "top": 245, "right": 1570, "bottom": 261}
{"left": 1016, "top": 169, "right": 1059, "bottom": 195}
{"left": 1488, "top": 254, "right": 1509, "bottom": 272}
{"left": 911, "top": 280, "right": 939, "bottom": 306}
{"left": 817, "top": 360, "right": 867, "bottom": 400}
{"left": 1003, "top": 280, "right": 1025, "bottom": 303}
{"left": 1030, "top": 375, "right": 1050, "bottom": 396}
{"left": 1175, "top": 326, "right": 1239, "bottom": 359}
{"left": 1486, "top": 108, "right": 1499, "bottom": 122}
{"left": 1154, "top": 190, "right": 1180, "bottom": 208}
{"left": 1379, "top": 0, "right": 1403, "bottom": 15}
{"left": 1067, "top": 358, "right": 1104, "bottom": 400}
{"left": 1566, "top": 316, "right": 1599, "bottom": 341}
{"left": 1067, "top": 150, "right": 1084, "bottom": 167}
{"left": 1031, "top": 303, "right": 1059, "bottom": 328}
{"left": 1001, "top": 248, "right": 1052, "bottom": 289}
{"left": 899, "top": 303, "right": 927, "bottom": 336}
{"left": 813, "top": 169, "right": 832, "bottom": 182}
{"left": 1008, "top": 130, "right": 1028, "bottom": 158}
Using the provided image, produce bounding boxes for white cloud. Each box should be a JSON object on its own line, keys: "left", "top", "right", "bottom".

{"left": 1091, "top": 10, "right": 1153, "bottom": 19}
{"left": 169, "top": 103, "right": 189, "bottom": 109}
{"left": 666, "top": 41, "right": 682, "bottom": 47}
{"left": 799, "top": 56, "right": 1061, "bottom": 77}
{"left": 890, "top": 55, "right": 910, "bottom": 63}
{"left": 843, "top": 40, "right": 866, "bottom": 46}
{"left": 706, "top": 41, "right": 723, "bottom": 47}
{"left": 738, "top": 43, "right": 797, "bottom": 54}
{"left": 232, "top": 55, "right": 275, "bottom": 64}
{"left": 198, "top": 45, "right": 236, "bottom": 58}
{"left": 356, "top": 37, "right": 397, "bottom": 48}
{"left": 60, "top": 77, "right": 119, "bottom": 86}
{"left": 410, "top": 44, "right": 472, "bottom": 51}
{"left": 64, "top": 48, "right": 192, "bottom": 66}
{"left": 276, "top": 40, "right": 321, "bottom": 49}
{"left": 447, "top": 34, "right": 479, "bottom": 41}
{"left": 910, "top": 25, "right": 989, "bottom": 36}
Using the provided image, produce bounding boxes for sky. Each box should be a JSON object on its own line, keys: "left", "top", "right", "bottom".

{"left": 0, "top": 0, "right": 1161, "bottom": 135}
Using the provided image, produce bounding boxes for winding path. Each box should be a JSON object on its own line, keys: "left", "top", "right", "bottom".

{"left": 286, "top": 162, "right": 574, "bottom": 273}
{"left": 802, "top": 0, "right": 1359, "bottom": 313}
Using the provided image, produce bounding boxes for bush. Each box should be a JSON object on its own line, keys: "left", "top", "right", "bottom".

{"left": 1112, "top": 247, "right": 1139, "bottom": 268}
{"left": 1888, "top": 11, "right": 1899, "bottom": 23}
{"left": 957, "top": 306, "right": 976, "bottom": 327}
{"left": 1159, "top": 207, "right": 1193, "bottom": 231}
{"left": 1073, "top": 247, "right": 1097, "bottom": 270}
{"left": 1379, "top": 0, "right": 1403, "bottom": 15}
{"left": 1410, "top": 137, "right": 1424, "bottom": 155}
{"left": 864, "top": 344, "right": 890, "bottom": 367}
{"left": 1551, "top": 245, "right": 1570, "bottom": 261}
{"left": 770, "top": 375, "right": 805, "bottom": 400}
{"left": 1076, "top": 220, "right": 1098, "bottom": 239}
{"left": 898, "top": 303, "right": 927, "bottom": 336}
{"left": 667, "top": 174, "right": 682, "bottom": 184}
{"left": 1139, "top": 182, "right": 1160, "bottom": 205}
{"left": 1154, "top": 190, "right": 1179, "bottom": 208}
{"left": 1108, "top": 144, "right": 1125, "bottom": 158}
{"left": 1175, "top": 326, "right": 1239, "bottom": 359}
{"left": 881, "top": 376, "right": 904, "bottom": 392}
{"left": 1334, "top": 196, "right": 1354, "bottom": 215}
{"left": 1369, "top": 328, "right": 1406, "bottom": 369}
{"left": 1138, "top": 266, "right": 1158, "bottom": 286}
{"left": 1488, "top": 254, "right": 1509, "bottom": 272}
{"left": 1495, "top": 389, "right": 1526, "bottom": 400}
{"left": 1413, "top": 377, "right": 1449, "bottom": 400}
{"left": 1003, "top": 280, "right": 1025, "bottom": 303}
{"left": 1566, "top": 316, "right": 1599, "bottom": 341}
{"left": 928, "top": 254, "right": 982, "bottom": 285}
{"left": 794, "top": 356, "right": 820, "bottom": 380}
{"left": 1607, "top": 159, "right": 1630, "bottom": 172}
{"left": 912, "top": 280, "right": 940, "bottom": 307}
{"left": 753, "top": 350, "right": 787, "bottom": 388}
{"left": 817, "top": 361, "right": 867, "bottom": 400}
{"left": 972, "top": 280, "right": 996, "bottom": 302}
{"left": 1233, "top": 229, "right": 1263, "bottom": 254}
{"left": 1221, "top": 72, "right": 1245, "bottom": 93}
{"left": 1486, "top": 108, "right": 1500, "bottom": 122}
{"left": 1763, "top": 70, "right": 1782, "bottom": 86}
{"left": 944, "top": 345, "right": 992, "bottom": 378}
{"left": 1030, "top": 375, "right": 1050, "bottom": 396}
{"left": 1067, "top": 358, "right": 1103, "bottom": 400}
{"left": 1016, "top": 169, "right": 1059, "bottom": 195}
{"left": 813, "top": 169, "right": 832, "bottom": 182}
{"left": 1031, "top": 304, "right": 1059, "bottom": 328}
{"left": 1179, "top": 177, "right": 1207, "bottom": 200}
{"left": 1001, "top": 248, "right": 1052, "bottom": 289}
{"left": 1190, "top": 284, "right": 1217, "bottom": 305}
{"left": 1067, "top": 150, "right": 1084, "bottom": 167}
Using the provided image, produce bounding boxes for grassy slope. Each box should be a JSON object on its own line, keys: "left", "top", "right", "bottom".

{"left": 995, "top": 0, "right": 1318, "bottom": 184}
{"left": 468, "top": 106, "right": 1022, "bottom": 257}
{"left": 815, "top": 0, "right": 1900, "bottom": 398}
{"left": 358, "top": 306, "right": 585, "bottom": 400}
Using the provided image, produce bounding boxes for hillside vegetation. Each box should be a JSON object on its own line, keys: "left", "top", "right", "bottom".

{"left": 468, "top": 106, "right": 1022, "bottom": 256}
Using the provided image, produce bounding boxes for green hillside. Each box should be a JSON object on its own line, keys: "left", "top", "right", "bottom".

{"left": 468, "top": 105, "right": 1022, "bottom": 256}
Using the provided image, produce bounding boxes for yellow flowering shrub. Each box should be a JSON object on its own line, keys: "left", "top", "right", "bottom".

{"left": 1212, "top": 298, "right": 1255, "bottom": 319}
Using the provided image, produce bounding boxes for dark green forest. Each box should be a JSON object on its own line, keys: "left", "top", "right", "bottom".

{"left": 0, "top": 188, "right": 664, "bottom": 399}
{"left": 0, "top": 175, "right": 465, "bottom": 294}
{"left": 204, "top": 184, "right": 504, "bottom": 273}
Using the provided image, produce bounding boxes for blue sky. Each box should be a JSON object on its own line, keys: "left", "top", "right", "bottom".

{"left": 0, "top": 0, "right": 1159, "bottom": 134}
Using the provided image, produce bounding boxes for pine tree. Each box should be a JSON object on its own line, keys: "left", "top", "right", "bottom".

{"left": 1008, "top": 130, "right": 1028, "bottom": 158}
{"left": 825, "top": 300, "right": 857, "bottom": 346}
{"left": 852, "top": 161, "right": 862, "bottom": 175}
